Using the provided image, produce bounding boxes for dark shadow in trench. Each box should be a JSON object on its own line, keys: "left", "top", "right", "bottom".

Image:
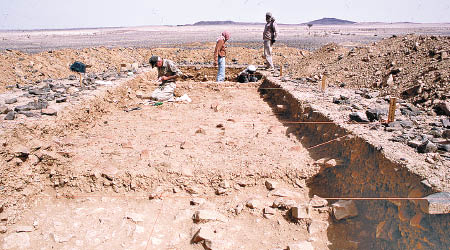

{"left": 257, "top": 80, "right": 446, "bottom": 250}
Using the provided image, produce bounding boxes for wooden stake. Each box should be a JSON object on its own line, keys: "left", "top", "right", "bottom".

{"left": 321, "top": 76, "right": 327, "bottom": 91}
{"left": 280, "top": 65, "right": 283, "bottom": 77}
{"left": 79, "top": 72, "right": 83, "bottom": 87}
{"left": 388, "top": 97, "right": 397, "bottom": 123}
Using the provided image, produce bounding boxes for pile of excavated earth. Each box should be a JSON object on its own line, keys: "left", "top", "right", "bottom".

{"left": 0, "top": 33, "right": 449, "bottom": 249}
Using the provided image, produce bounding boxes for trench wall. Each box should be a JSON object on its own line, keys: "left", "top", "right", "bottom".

{"left": 260, "top": 78, "right": 449, "bottom": 250}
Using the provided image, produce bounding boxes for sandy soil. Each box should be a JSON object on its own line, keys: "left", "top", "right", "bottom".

{"left": 0, "top": 24, "right": 449, "bottom": 250}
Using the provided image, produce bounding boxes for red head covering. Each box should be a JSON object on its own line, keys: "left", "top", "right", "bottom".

{"left": 222, "top": 31, "right": 230, "bottom": 41}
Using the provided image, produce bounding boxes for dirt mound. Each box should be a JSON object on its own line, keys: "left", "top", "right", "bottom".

{"left": 0, "top": 44, "right": 304, "bottom": 93}
{"left": 295, "top": 34, "right": 450, "bottom": 108}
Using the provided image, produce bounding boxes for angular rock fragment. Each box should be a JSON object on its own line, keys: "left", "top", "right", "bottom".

{"left": 332, "top": 200, "right": 358, "bottom": 220}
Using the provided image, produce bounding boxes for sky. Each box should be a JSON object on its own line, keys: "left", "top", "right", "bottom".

{"left": 1, "top": 0, "right": 449, "bottom": 30}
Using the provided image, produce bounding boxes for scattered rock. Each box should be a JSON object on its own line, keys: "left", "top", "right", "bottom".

{"left": 308, "top": 220, "right": 329, "bottom": 234}
{"left": 193, "top": 210, "right": 228, "bottom": 223}
{"left": 366, "top": 108, "right": 385, "bottom": 121}
{"left": 215, "top": 187, "right": 227, "bottom": 195}
{"left": 41, "top": 108, "right": 57, "bottom": 116}
{"left": 0, "top": 105, "right": 10, "bottom": 114}
{"left": 125, "top": 212, "right": 144, "bottom": 223}
{"left": 5, "top": 98, "right": 17, "bottom": 104}
{"left": 4, "top": 111, "right": 15, "bottom": 120}
{"left": 332, "top": 200, "right": 358, "bottom": 220}
{"left": 195, "top": 127, "right": 206, "bottom": 134}
{"left": 190, "top": 198, "right": 206, "bottom": 206}
{"left": 385, "top": 74, "right": 394, "bottom": 86}
{"left": 291, "top": 204, "right": 310, "bottom": 220}
{"left": 417, "top": 140, "right": 437, "bottom": 153}
{"left": 2, "top": 233, "right": 30, "bottom": 249}
{"left": 263, "top": 207, "right": 276, "bottom": 219}
{"left": 246, "top": 199, "right": 261, "bottom": 209}
{"left": 287, "top": 241, "right": 314, "bottom": 250}
{"left": 434, "top": 102, "right": 450, "bottom": 116}
{"left": 272, "top": 197, "right": 297, "bottom": 210}
{"left": 271, "top": 188, "right": 303, "bottom": 199}
{"left": 349, "top": 112, "right": 369, "bottom": 123}
{"left": 309, "top": 195, "right": 328, "bottom": 208}
{"left": 407, "top": 140, "right": 422, "bottom": 148}
{"left": 420, "top": 192, "right": 450, "bottom": 214}
{"left": 50, "top": 232, "right": 73, "bottom": 243}
{"left": 192, "top": 226, "right": 215, "bottom": 244}
{"left": 265, "top": 180, "right": 278, "bottom": 190}
{"left": 180, "top": 141, "right": 194, "bottom": 149}
{"left": 235, "top": 204, "right": 244, "bottom": 215}
{"left": 15, "top": 226, "right": 33, "bottom": 233}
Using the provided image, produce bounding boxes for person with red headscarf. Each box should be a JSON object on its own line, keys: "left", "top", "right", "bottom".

{"left": 213, "top": 31, "right": 230, "bottom": 82}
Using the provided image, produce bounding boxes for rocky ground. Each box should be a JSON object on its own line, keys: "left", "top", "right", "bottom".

{"left": 0, "top": 26, "right": 449, "bottom": 249}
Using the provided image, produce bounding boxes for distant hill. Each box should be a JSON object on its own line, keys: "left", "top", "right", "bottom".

{"left": 190, "top": 21, "right": 263, "bottom": 26}
{"left": 304, "top": 18, "right": 356, "bottom": 25}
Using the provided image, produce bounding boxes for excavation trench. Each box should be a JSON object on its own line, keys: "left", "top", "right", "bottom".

{"left": 1, "top": 68, "right": 448, "bottom": 249}
{"left": 259, "top": 76, "right": 449, "bottom": 249}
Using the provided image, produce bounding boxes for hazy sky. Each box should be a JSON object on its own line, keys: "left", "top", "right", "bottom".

{"left": 1, "top": 0, "right": 449, "bottom": 30}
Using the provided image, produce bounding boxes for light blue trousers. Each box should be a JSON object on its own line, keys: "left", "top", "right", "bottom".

{"left": 216, "top": 56, "right": 225, "bottom": 82}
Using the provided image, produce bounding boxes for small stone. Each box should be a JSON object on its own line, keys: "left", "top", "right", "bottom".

{"left": 2, "top": 233, "right": 30, "bottom": 249}
{"left": 195, "top": 127, "right": 206, "bottom": 134}
{"left": 125, "top": 212, "right": 144, "bottom": 223}
{"left": 385, "top": 74, "right": 394, "bottom": 86}
{"left": 434, "top": 101, "right": 450, "bottom": 116}
{"left": 180, "top": 141, "right": 194, "bottom": 149}
{"left": 190, "top": 198, "right": 206, "bottom": 206}
{"left": 366, "top": 108, "right": 385, "bottom": 121}
{"left": 55, "top": 97, "right": 67, "bottom": 103}
{"left": 272, "top": 197, "right": 297, "bottom": 210}
{"left": 4, "top": 111, "right": 15, "bottom": 120}
{"left": 215, "top": 187, "right": 227, "bottom": 195}
{"left": 420, "top": 192, "right": 450, "bottom": 214}
{"left": 263, "top": 207, "right": 276, "bottom": 216}
{"left": 271, "top": 188, "right": 303, "bottom": 199}
{"left": 0, "top": 105, "right": 10, "bottom": 114}
{"left": 291, "top": 204, "right": 310, "bottom": 220}
{"left": 407, "top": 140, "right": 422, "bottom": 148}
{"left": 265, "top": 180, "right": 278, "bottom": 190}
{"left": 308, "top": 220, "right": 329, "bottom": 234}
{"left": 192, "top": 227, "right": 215, "bottom": 243}
{"left": 15, "top": 226, "right": 33, "bottom": 232}
{"left": 50, "top": 232, "right": 73, "bottom": 243}
{"left": 349, "top": 112, "right": 369, "bottom": 123}
{"left": 417, "top": 140, "right": 437, "bottom": 153}
{"left": 41, "top": 108, "right": 57, "bottom": 116}
{"left": 332, "top": 200, "right": 358, "bottom": 220}
{"left": 287, "top": 241, "right": 314, "bottom": 250}
{"left": 193, "top": 210, "right": 228, "bottom": 223}
{"left": 309, "top": 195, "right": 328, "bottom": 208}
{"left": 246, "top": 199, "right": 261, "bottom": 209}
{"left": 235, "top": 204, "right": 244, "bottom": 215}
{"left": 5, "top": 98, "right": 17, "bottom": 104}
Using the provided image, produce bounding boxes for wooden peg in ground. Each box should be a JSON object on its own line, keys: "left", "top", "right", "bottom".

{"left": 388, "top": 97, "right": 397, "bottom": 123}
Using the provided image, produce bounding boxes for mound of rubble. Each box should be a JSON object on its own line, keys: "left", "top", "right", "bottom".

{"left": 290, "top": 34, "right": 450, "bottom": 112}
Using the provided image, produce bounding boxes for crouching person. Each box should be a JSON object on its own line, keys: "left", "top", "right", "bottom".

{"left": 149, "top": 56, "right": 182, "bottom": 101}
{"left": 237, "top": 65, "right": 258, "bottom": 83}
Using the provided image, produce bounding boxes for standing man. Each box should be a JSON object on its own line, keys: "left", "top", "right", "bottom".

{"left": 149, "top": 55, "right": 183, "bottom": 101}
{"left": 214, "top": 31, "right": 230, "bottom": 82}
{"left": 263, "top": 12, "right": 278, "bottom": 71}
